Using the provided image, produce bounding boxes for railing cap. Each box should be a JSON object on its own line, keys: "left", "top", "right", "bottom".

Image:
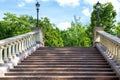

{"left": 97, "top": 31, "right": 120, "bottom": 45}
{"left": 0, "top": 32, "right": 38, "bottom": 46}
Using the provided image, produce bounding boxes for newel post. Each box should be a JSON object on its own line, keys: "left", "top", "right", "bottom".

{"left": 94, "top": 27, "right": 104, "bottom": 45}
{"left": 32, "top": 27, "right": 44, "bottom": 47}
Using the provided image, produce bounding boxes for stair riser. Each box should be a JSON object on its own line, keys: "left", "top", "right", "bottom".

{"left": 26, "top": 58, "right": 105, "bottom": 59}
{"left": 9, "top": 70, "right": 113, "bottom": 72}
{"left": 6, "top": 73, "right": 116, "bottom": 76}
{"left": 31, "top": 54, "right": 103, "bottom": 56}
{"left": 22, "top": 60, "right": 107, "bottom": 62}
{"left": 0, "top": 77, "right": 119, "bottom": 80}
{"left": 33, "top": 51, "right": 101, "bottom": 55}
{"left": 19, "top": 62, "right": 108, "bottom": 65}
{"left": 14, "top": 65, "right": 111, "bottom": 68}
{"left": 27, "top": 56, "right": 103, "bottom": 58}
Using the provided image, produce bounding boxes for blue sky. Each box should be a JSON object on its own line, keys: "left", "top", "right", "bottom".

{"left": 0, "top": 0, "right": 120, "bottom": 30}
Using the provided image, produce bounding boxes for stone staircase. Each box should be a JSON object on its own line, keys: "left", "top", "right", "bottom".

{"left": 0, "top": 47, "right": 119, "bottom": 80}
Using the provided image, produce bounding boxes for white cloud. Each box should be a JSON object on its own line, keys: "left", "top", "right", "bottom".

{"left": 57, "top": 22, "right": 71, "bottom": 30}
{"left": 18, "top": 2, "right": 25, "bottom": 7}
{"left": 41, "top": 0, "right": 49, "bottom": 2}
{"left": 82, "top": 8, "right": 91, "bottom": 17}
{"left": 55, "top": 0, "right": 80, "bottom": 7}
{"left": 25, "top": 0, "right": 35, "bottom": 3}
{"left": 18, "top": 0, "right": 35, "bottom": 7}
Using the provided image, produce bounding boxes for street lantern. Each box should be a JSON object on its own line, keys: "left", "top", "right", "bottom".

{"left": 35, "top": 2, "right": 40, "bottom": 27}
{"left": 96, "top": 1, "right": 100, "bottom": 27}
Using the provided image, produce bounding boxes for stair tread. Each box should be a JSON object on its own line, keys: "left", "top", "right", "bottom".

{"left": 15, "top": 65, "right": 111, "bottom": 68}
{"left": 10, "top": 68, "right": 112, "bottom": 71}
{"left": 2, "top": 75, "right": 119, "bottom": 78}
{"left": 22, "top": 59, "right": 106, "bottom": 62}
{"left": 18, "top": 62, "right": 108, "bottom": 65}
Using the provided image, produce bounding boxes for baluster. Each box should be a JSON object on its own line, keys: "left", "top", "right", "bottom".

{"left": 30, "top": 36, "right": 32, "bottom": 47}
{"left": 28, "top": 36, "right": 30, "bottom": 48}
{"left": 21, "top": 40, "right": 23, "bottom": 52}
{"left": 114, "top": 44, "right": 117, "bottom": 58}
{"left": 27, "top": 37, "right": 29, "bottom": 49}
{"left": 107, "top": 40, "right": 111, "bottom": 57}
{"left": 16, "top": 42, "right": 19, "bottom": 56}
{"left": 4, "top": 47, "right": 8, "bottom": 62}
{"left": 32, "top": 35, "right": 34, "bottom": 46}
{"left": 34, "top": 34, "right": 36, "bottom": 44}
{"left": 12, "top": 43, "right": 16, "bottom": 58}
{"left": 19, "top": 40, "right": 22, "bottom": 53}
{"left": 34, "top": 34, "right": 36, "bottom": 45}
{"left": 24, "top": 39, "right": 26, "bottom": 50}
{"left": 117, "top": 46, "right": 120, "bottom": 64}
{"left": 31, "top": 36, "right": 33, "bottom": 46}
{"left": 0, "top": 47, "right": 4, "bottom": 64}
{"left": 29, "top": 35, "right": 31, "bottom": 48}
{"left": 23, "top": 39, "right": 25, "bottom": 51}
{"left": 114, "top": 45, "right": 118, "bottom": 61}
{"left": 110, "top": 42, "right": 114, "bottom": 58}
{"left": 8, "top": 44, "right": 12, "bottom": 60}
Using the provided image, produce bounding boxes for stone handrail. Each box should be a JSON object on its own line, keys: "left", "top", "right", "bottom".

{"left": 95, "top": 30, "right": 120, "bottom": 64}
{"left": 0, "top": 31, "right": 39, "bottom": 65}
{"left": 0, "top": 27, "right": 44, "bottom": 76}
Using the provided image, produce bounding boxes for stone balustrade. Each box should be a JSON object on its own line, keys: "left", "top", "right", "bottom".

{"left": 0, "top": 31, "right": 39, "bottom": 64}
{"left": 95, "top": 29, "right": 120, "bottom": 64}
{"left": 0, "top": 31, "right": 42, "bottom": 76}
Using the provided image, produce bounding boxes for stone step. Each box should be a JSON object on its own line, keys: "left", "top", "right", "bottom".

{"left": 18, "top": 61, "right": 109, "bottom": 65}
{"left": 25, "top": 57, "right": 105, "bottom": 60}
{"left": 10, "top": 68, "right": 113, "bottom": 71}
{"left": 0, "top": 76, "right": 119, "bottom": 80}
{"left": 28, "top": 55, "right": 103, "bottom": 58}
{"left": 33, "top": 51, "right": 100, "bottom": 53}
{"left": 34, "top": 51, "right": 99, "bottom": 54}
{"left": 31, "top": 53, "right": 102, "bottom": 55}
{"left": 37, "top": 47, "right": 98, "bottom": 50}
{"left": 14, "top": 65, "right": 111, "bottom": 68}
{"left": 22, "top": 59, "right": 106, "bottom": 62}
{"left": 6, "top": 72, "right": 116, "bottom": 76}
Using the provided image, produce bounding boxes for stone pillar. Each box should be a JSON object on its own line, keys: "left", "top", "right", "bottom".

{"left": 94, "top": 27, "right": 104, "bottom": 45}
{"left": 32, "top": 27, "right": 44, "bottom": 47}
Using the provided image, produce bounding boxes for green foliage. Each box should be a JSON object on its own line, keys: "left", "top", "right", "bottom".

{"left": 61, "top": 16, "right": 92, "bottom": 47}
{"left": 0, "top": 13, "right": 64, "bottom": 47}
{"left": 0, "top": 13, "right": 32, "bottom": 39}
{"left": 91, "top": 2, "right": 117, "bottom": 34}
{"left": 0, "top": 21, "right": 13, "bottom": 39}
{"left": 0, "top": 13, "right": 92, "bottom": 47}
{"left": 40, "top": 17, "right": 64, "bottom": 47}
{"left": 114, "top": 22, "right": 120, "bottom": 36}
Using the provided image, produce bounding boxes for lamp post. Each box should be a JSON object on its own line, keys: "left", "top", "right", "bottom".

{"left": 96, "top": 1, "right": 100, "bottom": 27}
{"left": 35, "top": 2, "right": 40, "bottom": 27}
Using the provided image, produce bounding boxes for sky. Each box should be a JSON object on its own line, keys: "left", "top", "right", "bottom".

{"left": 0, "top": 0, "right": 120, "bottom": 30}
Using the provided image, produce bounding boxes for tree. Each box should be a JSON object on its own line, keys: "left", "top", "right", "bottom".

{"left": 61, "top": 16, "right": 91, "bottom": 47}
{"left": 2, "top": 13, "right": 31, "bottom": 36}
{"left": 40, "top": 17, "right": 64, "bottom": 47}
{"left": 0, "top": 13, "right": 64, "bottom": 47}
{"left": 91, "top": 2, "right": 117, "bottom": 33}
{"left": 114, "top": 22, "right": 120, "bottom": 36}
